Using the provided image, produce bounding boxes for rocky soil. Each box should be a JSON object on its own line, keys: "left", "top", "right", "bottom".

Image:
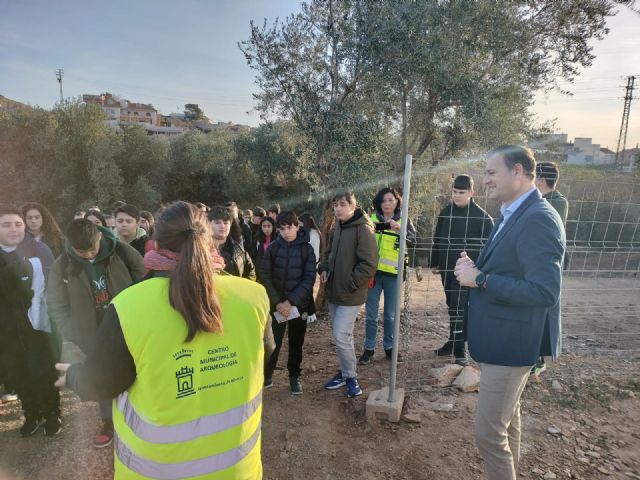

{"left": 1, "top": 276, "right": 638, "bottom": 480}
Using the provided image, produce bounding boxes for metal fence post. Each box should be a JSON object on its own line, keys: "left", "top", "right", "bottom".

{"left": 388, "top": 154, "right": 413, "bottom": 403}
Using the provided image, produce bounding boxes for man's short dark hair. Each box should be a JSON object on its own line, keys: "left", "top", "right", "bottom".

{"left": 208, "top": 206, "right": 233, "bottom": 222}
{"left": 0, "top": 204, "right": 23, "bottom": 218}
{"left": 489, "top": 145, "right": 536, "bottom": 179}
{"left": 66, "top": 219, "right": 101, "bottom": 250}
{"left": 332, "top": 190, "right": 357, "bottom": 205}
{"left": 253, "top": 207, "right": 266, "bottom": 217}
{"left": 85, "top": 209, "right": 107, "bottom": 226}
{"left": 453, "top": 175, "right": 474, "bottom": 191}
{"left": 114, "top": 203, "right": 140, "bottom": 221}
{"left": 276, "top": 211, "right": 298, "bottom": 228}
{"left": 224, "top": 201, "right": 237, "bottom": 208}
{"left": 536, "top": 162, "right": 559, "bottom": 189}
{"left": 267, "top": 204, "right": 281, "bottom": 215}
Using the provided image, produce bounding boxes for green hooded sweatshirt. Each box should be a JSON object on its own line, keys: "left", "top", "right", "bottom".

{"left": 543, "top": 190, "right": 568, "bottom": 227}
{"left": 65, "top": 225, "right": 117, "bottom": 317}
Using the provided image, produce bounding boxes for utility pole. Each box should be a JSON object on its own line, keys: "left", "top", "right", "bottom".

{"left": 615, "top": 75, "right": 635, "bottom": 168}
{"left": 55, "top": 68, "right": 64, "bottom": 104}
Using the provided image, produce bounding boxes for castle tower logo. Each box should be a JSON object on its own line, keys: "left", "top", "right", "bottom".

{"left": 175, "top": 366, "right": 195, "bottom": 399}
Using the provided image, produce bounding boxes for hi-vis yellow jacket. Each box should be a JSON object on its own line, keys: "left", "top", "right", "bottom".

{"left": 111, "top": 275, "right": 269, "bottom": 480}
{"left": 371, "top": 213, "right": 405, "bottom": 275}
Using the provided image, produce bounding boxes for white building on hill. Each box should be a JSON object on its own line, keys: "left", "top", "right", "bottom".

{"left": 568, "top": 138, "right": 615, "bottom": 166}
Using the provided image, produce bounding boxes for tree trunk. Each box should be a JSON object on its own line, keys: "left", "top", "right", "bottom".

{"left": 315, "top": 201, "right": 335, "bottom": 313}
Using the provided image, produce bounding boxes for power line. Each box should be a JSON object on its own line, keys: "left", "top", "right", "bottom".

{"left": 615, "top": 75, "right": 636, "bottom": 168}
{"left": 55, "top": 68, "right": 64, "bottom": 104}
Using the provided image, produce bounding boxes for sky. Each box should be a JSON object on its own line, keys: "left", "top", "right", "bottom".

{"left": 1, "top": 1, "right": 639, "bottom": 149}
{"left": 0, "top": 0, "right": 301, "bottom": 124}
{"left": 531, "top": 4, "right": 640, "bottom": 150}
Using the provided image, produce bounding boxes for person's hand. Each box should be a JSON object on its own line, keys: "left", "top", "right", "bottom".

{"left": 54, "top": 363, "right": 70, "bottom": 388}
{"left": 431, "top": 267, "right": 440, "bottom": 274}
{"left": 389, "top": 219, "right": 401, "bottom": 232}
{"left": 281, "top": 300, "right": 292, "bottom": 317}
{"left": 320, "top": 271, "right": 328, "bottom": 283}
{"left": 455, "top": 251, "right": 475, "bottom": 268}
{"left": 276, "top": 301, "right": 292, "bottom": 318}
{"left": 454, "top": 260, "right": 481, "bottom": 288}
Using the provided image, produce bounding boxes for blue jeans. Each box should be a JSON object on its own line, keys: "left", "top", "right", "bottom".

{"left": 328, "top": 303, "right": 361, "bottom": 379}
{"left": 364, "top": 272, "right": 398, "bottom": 351}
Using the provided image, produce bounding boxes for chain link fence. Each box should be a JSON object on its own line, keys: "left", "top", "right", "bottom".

{"left": 387, "top": 169, "right": 640, "bottom": 392}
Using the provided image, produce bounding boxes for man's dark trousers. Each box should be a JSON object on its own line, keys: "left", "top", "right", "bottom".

{"left": 441, "top": 273, "right": 467, "bottom": 353}
{"left": 0, "top": 325, "right": 60, "bottom": 419}
{"left": 264, "top": 315, "right": 307, "bottom": 379}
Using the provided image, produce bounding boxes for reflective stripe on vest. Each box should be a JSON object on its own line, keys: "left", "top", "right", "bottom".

{"left": 115, "top": 423, "right": 261, "bottom": 480}
{"left": 116, "top": 390, "right": 262, "bottom": 444}
{"left": 371, "top": 213, "right": 403, "bottom": 275}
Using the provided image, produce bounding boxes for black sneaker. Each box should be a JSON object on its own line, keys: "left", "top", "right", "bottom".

{"left": 455, "top": 356, "right": 470, "bottom": 367}
{"left": 358, "top": 349, "right": 375, "bottom": 365}
{"left": 384, "top": 349, "right": 404, "bottom": 364}
{"left": 435, "top": 341, "right": 453, "bottom": 357}
{"left": 530, "top": 358, "right": 547, "bottom": 377}
{"left": 454, "top": 346, "right": 468, "bottom": 366}
{"left": 289, "top": 376, "right": 303, "bottom": 395}
{"left": 43, "top": 414, "right": 62, "bottom": 436}
{"left": 264, "top": 377, "right": 273, "bottom": 389}
{"left": 20, "top": 416, "right": 43, "bottom": 437}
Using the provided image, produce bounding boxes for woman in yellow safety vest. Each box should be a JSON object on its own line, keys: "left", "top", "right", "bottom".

{"left": 56, "top": 201, "right": 271, "bottom": 480}
{"left": 358, "top": 188, "right": 415, "bottom": 366}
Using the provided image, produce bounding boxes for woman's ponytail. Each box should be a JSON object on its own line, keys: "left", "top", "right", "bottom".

{"left": 155, "top": 202, "right": 222, "bottom": 341}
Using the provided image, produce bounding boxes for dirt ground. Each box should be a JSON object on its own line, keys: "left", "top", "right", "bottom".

{"left": 1, "top": 275, "right": 639, "bottom": 480}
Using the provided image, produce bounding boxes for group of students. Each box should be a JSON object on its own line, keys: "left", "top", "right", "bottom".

{"left": 197, "top": 192, "right": 413, "bottom": 399}
{"left": 0, "top": 160, "right": 567, "bottom": 479}
{"left": 0, "top": 188, "right": 412, "bottom": 478}
{"left": 0, "top": 202, "right": 154, "bottom": 446}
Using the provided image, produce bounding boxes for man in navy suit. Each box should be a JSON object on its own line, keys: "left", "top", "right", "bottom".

{"left": 454, "top": 145, "right": 565, "bottom": 480}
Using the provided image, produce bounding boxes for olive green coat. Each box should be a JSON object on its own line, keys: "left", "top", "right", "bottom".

{"left": 318, "top": 209, "right": 378, "bottom": 306}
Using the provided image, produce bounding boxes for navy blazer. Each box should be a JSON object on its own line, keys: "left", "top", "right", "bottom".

{"left": 466, "top": 189, "right": 566, "bottom": 367}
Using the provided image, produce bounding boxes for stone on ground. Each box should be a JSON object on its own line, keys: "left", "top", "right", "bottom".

{"left": 452, "top": 365, "right": 481, "bottom": 392}
{"left": 431, "top": 364, "right": 464, "bottom": 386}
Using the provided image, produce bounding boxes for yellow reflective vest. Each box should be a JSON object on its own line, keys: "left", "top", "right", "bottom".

{"left": 111, "top": 275, "right": 269, "bottom": 480}
{"left": 371, "top": 213, "right": 406, "bottom": 276}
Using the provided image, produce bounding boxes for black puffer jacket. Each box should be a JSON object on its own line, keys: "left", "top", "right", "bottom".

{"left": 0, "top": 250, "right": 34, "bottom": 337}
{"left": 259, "top": 228, "right": 316, "bottom": 310}
{"left": 220, "top": 238, "right": 256, "bottom": 281}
